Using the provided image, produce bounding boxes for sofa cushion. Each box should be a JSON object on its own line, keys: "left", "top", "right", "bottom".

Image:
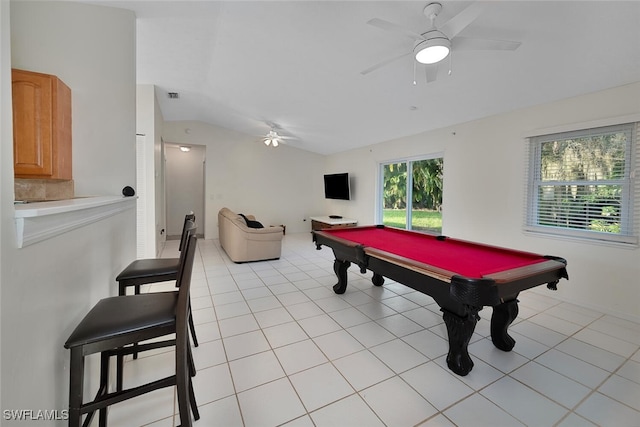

{"left": 239, "top": 213, "right": 264, "bottom": 229}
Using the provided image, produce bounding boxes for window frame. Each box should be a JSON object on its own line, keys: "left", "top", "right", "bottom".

{"left": 524, "top": 121, "right": 638, "bottom": 246}
{"left": 376, "top": 153, "right": 444, "bottom": 231}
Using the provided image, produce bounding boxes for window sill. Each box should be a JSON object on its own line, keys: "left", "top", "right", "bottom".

{"left": 523, "top": 229, "right": 638, "bottom": 249}
{"left": 14, "top": 196, "right": 136, "bottom": 248}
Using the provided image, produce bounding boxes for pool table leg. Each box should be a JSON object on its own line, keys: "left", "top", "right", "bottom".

{"left": 442, "top": 308, "right": 479, "bottom": 376}
{"left": 490, "top": 299, "right": 519, "bottom": 351}
{"left": 371, "top": 273, "right": 384, "bottom": 287}
{"left": 332, "top": 259, "right": 351, "bottom": 294}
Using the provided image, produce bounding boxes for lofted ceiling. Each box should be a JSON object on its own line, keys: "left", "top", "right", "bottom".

{"left": 86, "top": 1, "right": 640, "bottom": 155}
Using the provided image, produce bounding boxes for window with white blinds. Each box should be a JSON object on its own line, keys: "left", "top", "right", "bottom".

{"left": 524, "top": 122, "right": 638, "bottom": 245}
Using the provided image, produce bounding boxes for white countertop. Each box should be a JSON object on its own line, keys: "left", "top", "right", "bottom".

{"left": 14, "top": 196, "right": 136, "bottom": 248}
{"left": 15, "top": 195, "right": 134, "bottom": 218}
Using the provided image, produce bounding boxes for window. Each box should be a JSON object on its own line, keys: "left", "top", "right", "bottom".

{"left": 525, "top": 123, "right": 639, "bottom": 245}
{"left": 378, "top": 156, "right": 443, "bottom": 233}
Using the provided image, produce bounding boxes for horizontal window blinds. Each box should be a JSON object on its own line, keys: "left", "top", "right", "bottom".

{"left": 524, "top": 122, "right": 638, "bottom": 245}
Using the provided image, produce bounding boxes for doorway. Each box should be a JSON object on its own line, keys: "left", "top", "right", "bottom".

{"left": 164, "top": 143, "right": 205, "bottom": 239}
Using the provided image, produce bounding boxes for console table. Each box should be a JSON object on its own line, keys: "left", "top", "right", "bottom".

{"left": 309, "top": 216, "right": 357, "bottom": 231}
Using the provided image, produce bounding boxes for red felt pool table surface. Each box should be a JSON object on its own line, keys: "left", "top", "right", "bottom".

{"left": 322, "top": 226, "right": 548, "bottom": 278}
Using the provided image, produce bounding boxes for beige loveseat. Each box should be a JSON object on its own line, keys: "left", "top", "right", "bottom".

{"left": 218, "top": 207, "right": 284, "bottom": 263}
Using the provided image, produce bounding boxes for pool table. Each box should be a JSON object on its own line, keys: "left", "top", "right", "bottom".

{"left": 313, "top": 225, "right": 568, "bottom": 376}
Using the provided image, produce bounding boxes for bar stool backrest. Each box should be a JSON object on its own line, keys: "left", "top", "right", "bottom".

{"left": 179, "top": 212, "right": 196, "bottom": 253}
{"left": 176, "top": 220, "right": 197, "bottom": 287}
{"left": 177, "top": 231, "right": 197, "bottom": 332}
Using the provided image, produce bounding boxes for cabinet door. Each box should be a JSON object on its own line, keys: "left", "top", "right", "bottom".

{"left": 12, "top": 70, "right": 54, "bottom": 177}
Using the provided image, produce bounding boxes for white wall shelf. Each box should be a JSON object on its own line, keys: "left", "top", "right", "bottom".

{"left": 14, "top": 196, "right": 136, "bottom": 248}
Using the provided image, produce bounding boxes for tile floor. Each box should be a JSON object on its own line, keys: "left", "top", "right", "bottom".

{"left": 105, "top": 233, "right": 640, "bottom": 427}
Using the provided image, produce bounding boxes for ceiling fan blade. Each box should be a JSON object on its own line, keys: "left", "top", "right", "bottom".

{"left": 452, "top": 37, "right": 521, "bottom": 51}
{"left": 367, "top": 18, "right": 425, "bottom": 41}
{"left": 361, "top": 51, "right": 412, "bottom": 75}
{"left": 425, "top": 64, "right": 438, "bottom": 83}
{"left": 439, "top": 1, "right": 487, "bottom": 38}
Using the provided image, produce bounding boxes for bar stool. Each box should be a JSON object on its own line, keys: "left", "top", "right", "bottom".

{"left": 64, "top": 230, "right": 200, "bottom": 427}
{"left": 115, "top": 218, "right": 198, "bottom": 391}
{"left": 116, "top": 213, "right": 199, "bottom": 352}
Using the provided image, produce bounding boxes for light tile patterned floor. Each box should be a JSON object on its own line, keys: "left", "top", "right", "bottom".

{"left": 105, "top": 233, "right": 640, "bottom": 427}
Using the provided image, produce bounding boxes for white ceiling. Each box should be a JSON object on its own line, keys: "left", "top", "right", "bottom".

{"left": 88, "top": 1, "right": 640, "bottom": 155}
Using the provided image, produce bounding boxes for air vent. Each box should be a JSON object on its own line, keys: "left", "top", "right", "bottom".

{"left": 167, "top": 92, "right": 179, "bottom": 99}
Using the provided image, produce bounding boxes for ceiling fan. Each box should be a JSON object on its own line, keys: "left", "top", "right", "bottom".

{"left": 262, "top": 130, "right": 284, "bottom": 147}
{"left": 260, "top": 125, "right": 296, "bottom": 147}
{"left": 361, "top": 2, "right": 521, "bottom": 83}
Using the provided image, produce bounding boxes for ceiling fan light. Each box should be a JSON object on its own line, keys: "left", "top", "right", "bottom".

{"left": 272, "top": 139, "right": 279, "bottom": 147}
{"left": 414, "top": 37, "right": 451, "bottom": 64}
{"left": 264, "top": 139, "right": 271, "bottom": 146}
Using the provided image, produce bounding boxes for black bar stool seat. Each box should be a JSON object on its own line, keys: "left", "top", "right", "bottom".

{"left": 116, "top": 258, "right": 181, "bottom": 294}
{"left": 116, "top": 258, "right": 198, "bottom": 356}
{"left": 65, "top": 292, "right": 178, "bottom": 350}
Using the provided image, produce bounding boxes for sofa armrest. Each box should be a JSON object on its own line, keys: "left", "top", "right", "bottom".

{"left": 243, "top": 225, "right": 284, "bottom": 244}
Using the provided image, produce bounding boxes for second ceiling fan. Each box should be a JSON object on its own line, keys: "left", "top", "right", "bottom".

{"left": 260, "top": 123, "right": 297, "bottom": 147}
{"left": 361, "top": 2, "right": 521, "bottom": 83}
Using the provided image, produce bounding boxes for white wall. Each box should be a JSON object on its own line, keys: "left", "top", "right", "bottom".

{"left": 163, "top": 120, "right": 326, "bottom": 238}
{"left": 1, "top": 1, "right": 136, "bottom": 421}
{"left": 326, "top": 82, "right": 640, "bottom": 320}
{"left": 136, "top": 84, "right": 165, "bottom": 256}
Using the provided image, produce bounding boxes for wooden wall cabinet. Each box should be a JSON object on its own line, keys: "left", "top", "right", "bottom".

{"left": 12, "top": 69, "right": 72, "bottom": 180}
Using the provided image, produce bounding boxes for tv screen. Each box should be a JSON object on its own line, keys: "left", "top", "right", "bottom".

{"left": 324, "top": 173, "right": 350, "bottom": 200}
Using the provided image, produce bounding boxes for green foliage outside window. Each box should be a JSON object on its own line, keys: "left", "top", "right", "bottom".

{"left": 536, "top": 130, "right": 627, "bottom": 234}
{"left": 382, "top": 158, "right": 443, "bottom": 232}
{"left": 383, "top": 158, "right": 443, "bottom": 211}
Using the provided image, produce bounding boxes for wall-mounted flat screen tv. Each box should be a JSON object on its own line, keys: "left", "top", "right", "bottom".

{"left": 324, "top": 173, "right": 350, "bottom": 200}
